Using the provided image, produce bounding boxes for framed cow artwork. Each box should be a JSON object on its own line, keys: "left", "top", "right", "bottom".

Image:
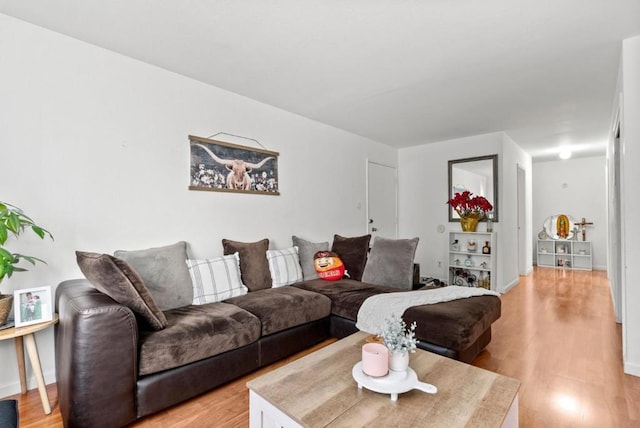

{"left": 189, "top": 135, "right": 280, "bottom": 195}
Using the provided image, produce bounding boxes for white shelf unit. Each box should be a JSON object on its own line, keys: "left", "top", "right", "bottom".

{"left": 448, "top": 231, "right": 496, "bottom": 290}
{"left": 536, "top": 240, "right": 592, "bottom": 271}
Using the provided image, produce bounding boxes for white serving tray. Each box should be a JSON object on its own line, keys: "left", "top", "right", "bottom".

{"left": 352, "top": 362, "right": 437, "bottom": 401}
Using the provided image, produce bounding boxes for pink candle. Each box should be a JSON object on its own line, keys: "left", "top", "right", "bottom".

{"left": 362, "top": 343, "right": 389, "bottom": 377}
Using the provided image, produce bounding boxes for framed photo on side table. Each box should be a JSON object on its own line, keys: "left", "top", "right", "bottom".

{"left": 14, "top": 286, "right": 53, "bottom": 328}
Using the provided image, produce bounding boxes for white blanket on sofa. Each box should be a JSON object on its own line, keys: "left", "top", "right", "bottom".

{"left": 355, "top": 286, "right": 501, "bottom": 334}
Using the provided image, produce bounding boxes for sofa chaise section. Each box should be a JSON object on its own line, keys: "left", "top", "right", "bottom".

{"left": 293, "top": 278, "right": 501, "bottom": 363}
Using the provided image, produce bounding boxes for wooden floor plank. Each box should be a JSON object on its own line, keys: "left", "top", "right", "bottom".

{"left": 5, "top": 267, "right": 639, "bottom": 427}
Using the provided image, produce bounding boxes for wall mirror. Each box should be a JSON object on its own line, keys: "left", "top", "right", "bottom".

{"left": 448, "top": 154, "right": 498, "bottom": 222}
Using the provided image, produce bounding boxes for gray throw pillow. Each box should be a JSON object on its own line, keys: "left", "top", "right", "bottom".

{"left": 361, "top": 237, "right": 419, "bottom": 290}
{"left": 114, "top": 241, "right": 193, "bottom": 311}
{"left": 292, "top": 236, "right": 329, "bottom": 280}
{"left": 222, "top": 238, "right": 271, "bottom": 291}
{"left": 76, "top": 251, "right": 167, "bottom": 330}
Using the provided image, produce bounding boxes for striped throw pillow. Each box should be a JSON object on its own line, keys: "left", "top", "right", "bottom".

{"left": 266, "top": 246, "right": 303, "bottom": 287}
{"left": 187, "top": 253, "right": 248, "bottom": 304}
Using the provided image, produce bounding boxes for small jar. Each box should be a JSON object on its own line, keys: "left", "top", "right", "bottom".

{"left": 486, "top": 212, "right": 494, "bottom": 232}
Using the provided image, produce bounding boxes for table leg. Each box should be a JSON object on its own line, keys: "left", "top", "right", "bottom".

{"left": 13, "top": 336, "right": 27, "bottom": 394}
{"left": 23, "top": 333, "right": 52, "bottom": 415}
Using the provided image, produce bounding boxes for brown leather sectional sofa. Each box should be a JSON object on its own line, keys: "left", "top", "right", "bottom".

{"left": 55, "top": 277, "right": 500, "bottom": 427}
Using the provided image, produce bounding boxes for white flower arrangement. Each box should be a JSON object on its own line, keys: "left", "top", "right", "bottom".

{"left": 378, "top": 314, "right": 418, "bottom": 354}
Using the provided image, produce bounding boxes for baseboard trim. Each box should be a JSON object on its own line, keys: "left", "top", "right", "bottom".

{"left": 500, "top": 277, "right": 520, "bottom": 294}
{"left": 0, "top": 369, "right": 56, "bottom": 398}
{"left": 624, "top": 361, "right": 640, "bottom": 378}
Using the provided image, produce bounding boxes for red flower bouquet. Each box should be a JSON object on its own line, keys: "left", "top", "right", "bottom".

{"left": 446, "top": 191, "right": 493, "bottom": 218}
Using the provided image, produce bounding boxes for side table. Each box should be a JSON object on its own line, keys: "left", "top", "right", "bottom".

{"left": 0, "top": 314, "right": 58, "bottom": 414}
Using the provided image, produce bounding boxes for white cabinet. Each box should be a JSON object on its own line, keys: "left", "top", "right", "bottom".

{"left": 448, "top": 231, "right": 496, "bottom": 290}
{"left": 536, "top": 240, "right": 592, "bottom": 271}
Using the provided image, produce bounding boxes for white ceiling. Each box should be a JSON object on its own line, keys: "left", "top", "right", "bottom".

{"left": 1, "top": 1, "right": 639, "bottom": 161}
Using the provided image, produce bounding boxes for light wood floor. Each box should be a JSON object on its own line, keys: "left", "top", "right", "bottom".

{"left": 7, "top": 267, "right": 640, "bottom": 427}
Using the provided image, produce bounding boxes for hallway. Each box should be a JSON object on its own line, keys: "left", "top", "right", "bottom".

{"left": 473, "top": 267, "right": 640, "bottom": 427}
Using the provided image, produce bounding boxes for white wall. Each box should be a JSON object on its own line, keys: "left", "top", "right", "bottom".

{"left": 502, "top": 134, "right": 533, "bottom": 283}
{"left": 532, "top": 156, "right": 607, "bottom": 270}
{"left": 398, "top": 132, "right": 532, "bottom": 293}
{"left": 0, "top": 14, "right": 397, "bottom": 396}
{"left": 620, "top": 35, "right": 640, "bottom": 376}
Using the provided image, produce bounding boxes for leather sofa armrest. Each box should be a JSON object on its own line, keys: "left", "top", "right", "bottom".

{"left": 55, "top": 279, "right": 139, "bottom": 428}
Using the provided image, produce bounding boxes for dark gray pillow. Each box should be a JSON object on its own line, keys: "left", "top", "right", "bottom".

{"left": 331, "top": 234, "right": 371, "bottom": 281}
{"left": 361, "top": 237, "right": 419, "bottom": 289}
{"left": 76, "top": 251, "right": 167, "bottom": 330}
{"left": 222, "top": 238, "right": 271, "bottom": 291}
{"left": 292, "top": 236, "right": 329, "bottom": 280}
{"left": 114, "top": 241, "right": 192, "bottom": 311}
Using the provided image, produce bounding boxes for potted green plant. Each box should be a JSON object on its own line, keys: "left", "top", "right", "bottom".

{"left": 0, "top": 201, "right": 53, "bottom": 325}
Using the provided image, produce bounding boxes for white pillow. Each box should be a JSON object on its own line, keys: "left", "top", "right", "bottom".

{"left": 187, "top": 253, "right": 248, "bottom": 304}
{"left": 266, "top": 246, "right": 303, "bottom": 287}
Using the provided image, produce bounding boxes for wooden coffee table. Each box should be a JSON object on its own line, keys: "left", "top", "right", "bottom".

{"left": 247, "top": 332, "right": 519, "bottom": 427}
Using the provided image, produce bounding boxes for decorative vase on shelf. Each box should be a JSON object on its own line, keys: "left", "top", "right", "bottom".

{"left": 0, "top": 295, "right": 13, "bottom": 326}
{"left": 389, "top": 350, "right": 409, "bottom": 372}
{"left": 464, "top": 255, "right": 473, "bottom": 267}
{"left": 486, "top": 212, "right": 494, "bottom": 233}
{"left": 460, "top": 214, "right": 480, "bottom": 232}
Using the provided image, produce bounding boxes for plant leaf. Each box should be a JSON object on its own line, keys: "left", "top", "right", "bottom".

{"left": 0, "top": 247, "right": 12, "bottom": 261}
{"left": 7, "top": 212, "right": 21, "bottom": 234}
{"left": 32, "top": 225, "right": 46, "bottom": 239}
{"left": 15, "top": 254, "right": 47, "bottom": 266}
{"left": 0, "top": 224, "right": 7, "bottom": 245}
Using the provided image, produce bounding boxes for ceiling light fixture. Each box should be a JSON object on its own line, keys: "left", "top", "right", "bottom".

{"left": 559, "top": 150, "right": 572, "bottom": 160}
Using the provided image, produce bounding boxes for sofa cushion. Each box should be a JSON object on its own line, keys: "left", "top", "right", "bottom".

{"left": 138, "top": 302, "right": 261, "bottom": 376}
{"left": 76, "top": 251, "right": 167, "bottom": 330}
{"left": 293, "top": 278, "right": 400, "bottom": 320}
{"left": 114, "top": 242, "right": 193, "bottom": 311}
{"left": 291, "top": 236, "right": 329, "bottom": 280}
{"left": 222, "top": 238, "right": 271, "bottom": 291}
{"left": 403, "top": 295, "right": 501, "bottom": 351}
{"left": 266, "top": 246, "right": 303, "bottom": 287}
{"left": 331, "top": 234, "right": 371, "bottom": 281}
{"left": 187, "top": 253, "right": 248, "bottom": 304}
{"left": 225, "top": 287, "right": 332, "bottom": 336}
{"left": 361, "top": 237, "right": 419, "bottom": 289}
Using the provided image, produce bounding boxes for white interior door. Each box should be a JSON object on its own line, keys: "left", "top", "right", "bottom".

{"left": 517, "top": 165, "right": 527, "bottom": 274}
{"left": 367, "top": 161, "right": 398, "bottom": 240}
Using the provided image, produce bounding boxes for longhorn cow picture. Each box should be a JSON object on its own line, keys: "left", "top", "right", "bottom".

{"left": 189, "top": 135, "right": 279, "bottom": 195}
